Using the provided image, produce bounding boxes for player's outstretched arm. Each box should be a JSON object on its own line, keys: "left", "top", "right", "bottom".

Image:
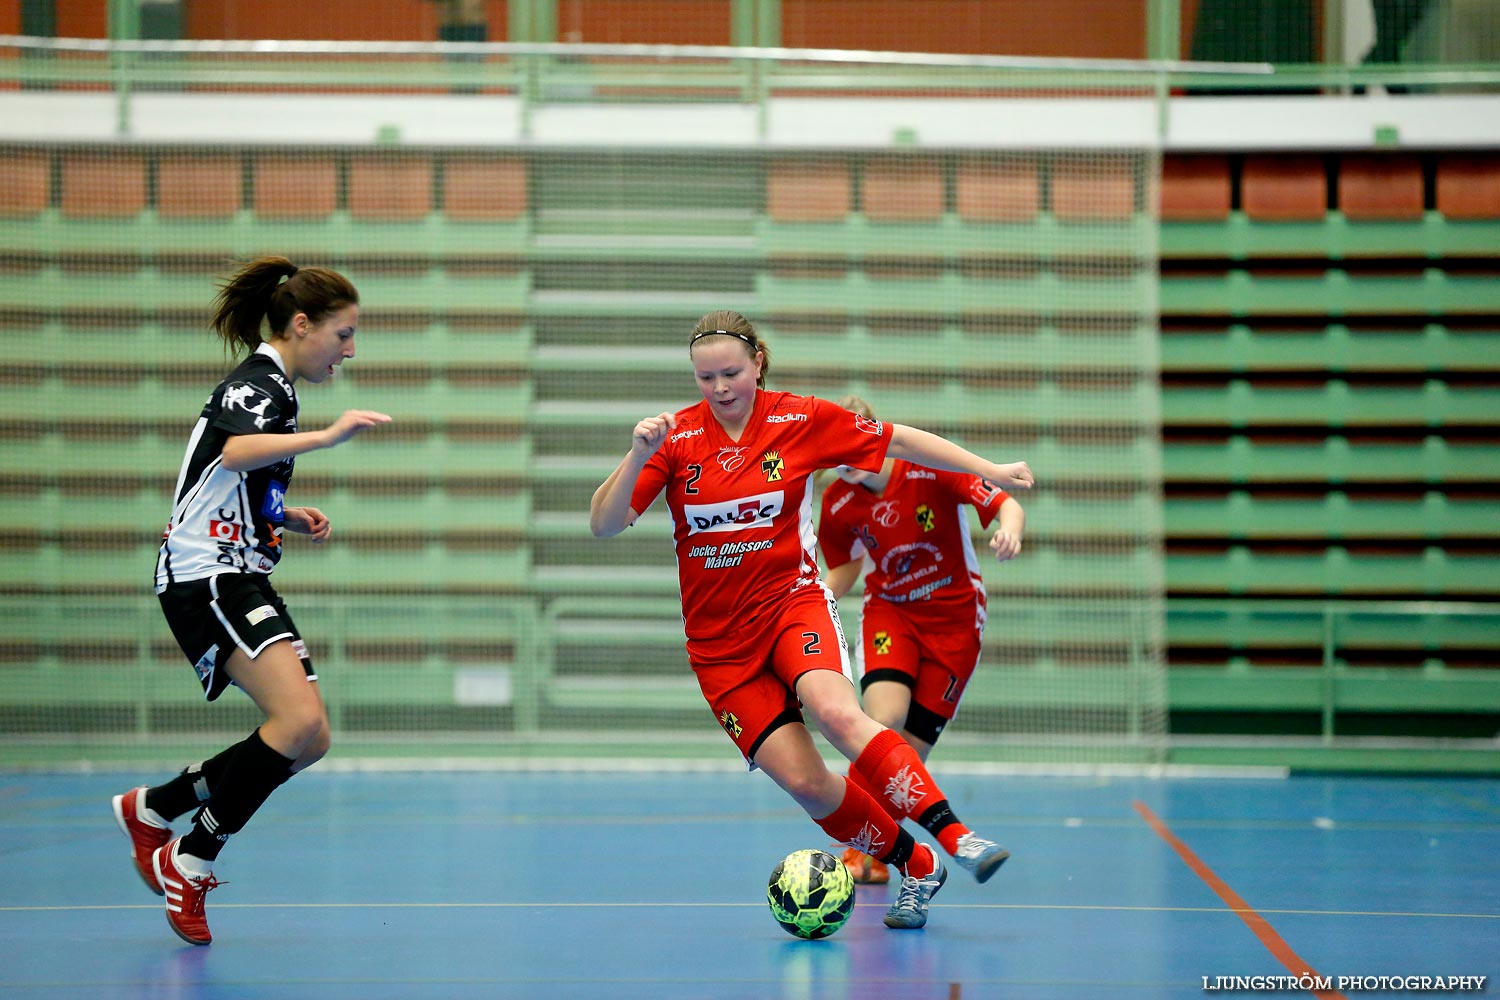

{"left": 590, "top": 411, "right": 676, "bottom": 538}
{"left": 221, "top": 409, "right": 392, "bottom": 472}
{"left": 886, "top": 424, "right": 1034, "bottom": 491}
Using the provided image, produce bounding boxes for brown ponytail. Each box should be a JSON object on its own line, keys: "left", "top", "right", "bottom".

{"left": 210, "top": 256, "right": 359, "bottom": 355}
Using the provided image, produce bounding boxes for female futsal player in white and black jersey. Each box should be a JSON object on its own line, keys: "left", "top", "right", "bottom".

{"left": 110, "top": 256, "right": 389, "bottom": 945}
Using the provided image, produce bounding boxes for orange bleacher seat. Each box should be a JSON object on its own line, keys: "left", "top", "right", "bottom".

{"left": 1241, "top": 155, "right": 1327, "bottom": 222}
{"left": 444, "top": 156, "right": 528, "bottom": 221}
{"left": 1160, "top": 154, "right": 1232, "bottom": 221}
{"left": 253, "top": 154, "right": 338, "bottom": 220}
{"left": 0, "top": 149, "right": 50, "bottom": 217}
{"left": 349, "top": 154, "right": 434, "bottom": 222}
{"left": 953, "top": 157, "right": 1039, "bottom": 223}
{"left": 1339, "top": 154, "right": 1423, "bottom": 221}
{"left": 862, "top": 157, "right": 944, "bottom": 222}
{"left": 60, "top": 151, "right": 147, "bottom": 219}
{"left": 1051, "top": 158, "right": 1137, "bottom": 222}
{"left": 157, "top": 156, "right": 242, "bottom": 220}
{"left": 766, "top": 158, "right": 851, "bottom": 222}
{"left": 1435, "top": 154, "right": 1500, "bottom": 220}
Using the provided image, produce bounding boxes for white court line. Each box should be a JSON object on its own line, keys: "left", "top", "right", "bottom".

{"left": 4, "top": 902, "right": 1495, "bottom": 919}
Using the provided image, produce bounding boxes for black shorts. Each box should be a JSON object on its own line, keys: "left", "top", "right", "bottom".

{"left": 158, "top": 574, "right": 315, "bottom": 701}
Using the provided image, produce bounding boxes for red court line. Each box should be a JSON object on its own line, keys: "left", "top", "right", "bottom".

{"left": 1132, "top": 799, "right": 1347, "bottom": 1000}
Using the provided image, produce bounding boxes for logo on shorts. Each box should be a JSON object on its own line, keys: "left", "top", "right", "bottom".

{"left": 245, "top": 604, "right": 279, "bottom": 626}
{"left": 719, "top": 710, "right": 743, "bottom": 739}
{"left": 760, "top": 450, "right": 784, "bottom": 483}
{"left": 873, "top": 631, "right": 892, "bottom": 655}
{"left": 192, "top": 644, "right": 219, "bottom": 684}
{"left": 916, "top": 504, "right": 936, "bottom": 532}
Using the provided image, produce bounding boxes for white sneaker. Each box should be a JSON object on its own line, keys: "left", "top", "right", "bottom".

{"left": 953, "top": 832, "right": 1010, "bottom": 884}
{"left": 883, "top": 846, "right": 947, "bottom": 929}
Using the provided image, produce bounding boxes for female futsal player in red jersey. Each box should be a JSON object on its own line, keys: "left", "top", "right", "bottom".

{"left": 590, "top": 310, "right": 1033, "bottom": 929}
{"left": 819, "top": 395, "right": 1025, "bottom": 886}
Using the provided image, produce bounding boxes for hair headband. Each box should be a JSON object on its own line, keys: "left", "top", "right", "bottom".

{"left": 690, "top": 329, "right": 757, "bottom": 349}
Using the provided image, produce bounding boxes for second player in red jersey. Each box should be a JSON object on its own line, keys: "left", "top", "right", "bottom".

{"left": 591, "top": 309, "right": 1034, "bottom": 929}
{"left": 819, "top": 395, "right": 1026, "bottom": 885}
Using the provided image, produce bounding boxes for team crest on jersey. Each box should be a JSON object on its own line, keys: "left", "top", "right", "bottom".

{"left": 760, "top": 450, "right": 784, "bottom": 483}
{"left": 873, "top": 630, "right": 892, "bottom": 655}
{"left": 719, "top": 710, "right": 743, "bottom": 739}
{"left": 872, "top": 500, "right": 901, "bottom": 528}
{"left": 683, "top": 490, "right": 784, "bottom": 534}
{"left": 717, "top": 446, "right": 749, "bottom": 473}
{"left": 916, "top": 504, "right": 936, "bottom": 532}
{"left": 223, "top": 382, "right": 276, "bottom": 430}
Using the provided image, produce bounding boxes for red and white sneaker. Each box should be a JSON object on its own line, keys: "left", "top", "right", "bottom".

{"left": 111, "top": 786, "right": 171, "bottom": 896}
{"left": 152, "top": 839, "right": 222, "bottom": 946}
{"left": 840, "top": 846, "right": 891, "bottom": 885}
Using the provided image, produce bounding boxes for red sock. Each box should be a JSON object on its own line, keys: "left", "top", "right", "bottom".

{"left": 844, "top": 764, "right": 889, "bottom": 815}
{"left": 853, "top": 728, "right": 971, "bottom": 855}
{"left": 814, "top": 776, "right": 911, "bottom": 868}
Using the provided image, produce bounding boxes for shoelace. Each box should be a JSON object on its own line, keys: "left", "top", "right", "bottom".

{"left": 183, "top": 874, "right": 225, "bottom": 914}
{"left": 892, "top": 874, "right": 937, "bottom": 911}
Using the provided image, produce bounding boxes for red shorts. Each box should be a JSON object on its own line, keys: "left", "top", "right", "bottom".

{"left": 687, "top": 585, "right": 853, "bottom": 764}
{"left": 855, "top": 597, "right": 984, "bottom": 724}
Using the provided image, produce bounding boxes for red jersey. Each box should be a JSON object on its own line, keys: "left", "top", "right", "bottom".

{"left": 819, "top": 460, "right": 1009, "bottom": 625}
{"left": 630, "top": 391, "right": 892, "bottom": 642}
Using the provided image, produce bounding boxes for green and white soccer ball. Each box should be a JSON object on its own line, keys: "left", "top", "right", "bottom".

{"left": 766, "top": 848, "right": 856, "bottom": 939}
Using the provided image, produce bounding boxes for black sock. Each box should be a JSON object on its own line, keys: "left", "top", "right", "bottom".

{"left": 178, "top": 728, "right": 295, "bottom": 862}
{"left": 876, "top": 828, "right": 917, "bottom": 870}
{"left": 916, "top": 800, "right": 959, "bottom": 841}
{"left": 146, "top": 733, "right": 257, "bottom": 822}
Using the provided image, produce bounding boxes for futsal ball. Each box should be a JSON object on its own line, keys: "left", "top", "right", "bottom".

{"left": 766, "top": 848, "right": 856, "bottom": 939}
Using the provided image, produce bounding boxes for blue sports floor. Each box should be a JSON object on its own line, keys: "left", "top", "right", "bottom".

{"left": 1, "top": 767, "right": 1496, "bottom": 999}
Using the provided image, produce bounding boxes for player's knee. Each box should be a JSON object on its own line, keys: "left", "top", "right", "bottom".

{"left": 274, "top": 702, "right": 328, "bottom": 757}
{"left": 294, "top": 720, "right": 331, "bottom": 771}
{"left": 809, "top": 701, "right": 870, "bottom": 748}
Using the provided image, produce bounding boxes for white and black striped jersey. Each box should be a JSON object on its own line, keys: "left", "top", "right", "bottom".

{"left": 155, "top": 344, "right": 299, "bottom": 592}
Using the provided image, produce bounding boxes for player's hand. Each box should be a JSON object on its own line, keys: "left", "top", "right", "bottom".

{"left": 631, "top": 412, "right": 677, "bottom": 458}
{"left": 990, "top": 461, "right": 1034, "bottom": 490}
{"left": 284, "top": 506, "right": 332, "bottom": 543}
{"left": 323, "top": 409, "right": 392, "bottom": 447}
{"left": 990, "top": 529, "right": 1022, "bottom": 562}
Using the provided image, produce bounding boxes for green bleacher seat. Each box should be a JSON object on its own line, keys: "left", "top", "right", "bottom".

{"left": 1166, "top": 493, "right": 1500, "bottom": 541}
{"left": 1160, "top": 212, "right": 1500, "bottom": 260}
{"left": 1164, "top": 436, "right": 1500, "bottom": 485}
{"left": 1160, "top": 325, "right": 1500, "bottom": 374}
{"left": 756, "top": 213, "right": 1155, "bottom": 262}
{"left": 755, "top": 270, "right": 1154, "bottom": 317}
{"left": 1162, "top": 379, "right": 1499, "bottom": 428}
{"left": 1167, "top": 547, "right": 1497, "bottom": 596}
{"left": 1160, "top": 268, "right": 1500, "bottom": 318}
